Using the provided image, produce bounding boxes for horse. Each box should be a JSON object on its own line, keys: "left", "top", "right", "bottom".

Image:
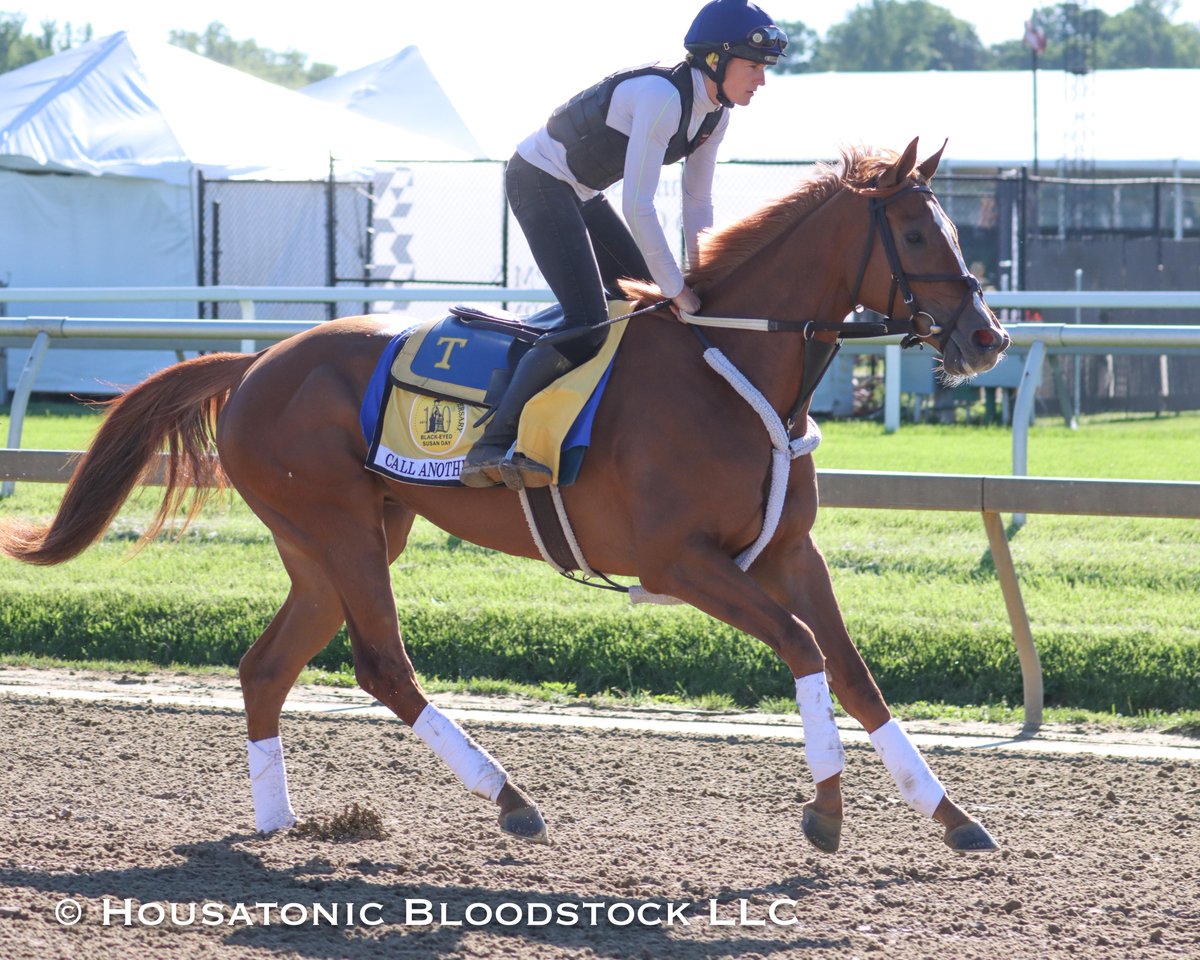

{"left": 0, "top": 138, "right": 1010, "bottom": 854}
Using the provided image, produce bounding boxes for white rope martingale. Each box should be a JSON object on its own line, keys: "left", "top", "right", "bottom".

{"left": 517, "top": 342, "right": 821, "bottom": 606}
{"left": 630, "top": 348, "right": 821, "bottom": 604}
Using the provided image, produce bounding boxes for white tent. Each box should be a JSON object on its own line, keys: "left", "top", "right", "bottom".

{"left": 0, "top": 30, "right": 471, "bottom": 183}
{"left": 720, "top": 69, "right": 1200, "bottom": 174}
{"left": 301, "top": 46, "right": 487, "bottom": 160}
{"left": 0, "top": 31, "right": 473, "bottom": 393}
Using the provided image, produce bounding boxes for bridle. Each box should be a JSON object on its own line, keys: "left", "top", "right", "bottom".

{"left": 847, "top": 180, "right": 983, "bottom": 350}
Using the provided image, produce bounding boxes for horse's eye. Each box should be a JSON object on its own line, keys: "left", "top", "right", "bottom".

{"left": 905, "top": 230, "right": 923, "bottom": 244}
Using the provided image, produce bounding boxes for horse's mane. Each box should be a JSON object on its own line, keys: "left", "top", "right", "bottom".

{"left": 621, "top": 144, "right": 902, "bottom": 305}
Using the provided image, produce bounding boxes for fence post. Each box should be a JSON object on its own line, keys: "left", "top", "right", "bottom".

{"left": 1174, "top": 160, "right": 1184, "bottom": 241}
{"left": 982, "top": 510, "right": 1043, "bottom": 731}
{"left": 1072, "top": 268, "right": 1083, "bottom": 426}
{"left": 1, "top": 329, "right": 51, "bottom": 498}
{"left": 238, "top": 299, "right": 257, "bottom": 354}
{"left": 884, "top": 342, "right": 902, "bottom": 433}
{"left": 1011, "top": 339, "right": 1046, "bottom": 527}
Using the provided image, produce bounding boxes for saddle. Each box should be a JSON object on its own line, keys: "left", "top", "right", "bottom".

{"left": 392, "top": 302, "right": 574, "bottom": 412}
{"left": 361, "top": 303, "right": 630, "bottom": 487}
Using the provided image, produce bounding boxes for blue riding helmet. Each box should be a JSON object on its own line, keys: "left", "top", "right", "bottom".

{"left": 684, "top": 0, "right": 788, "bottom": 106}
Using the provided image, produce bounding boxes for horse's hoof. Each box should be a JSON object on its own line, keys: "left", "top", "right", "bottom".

{"left": 944, "top": 820, "right": 1000, "bottom": 853}
{"left": 256, "top": 811, "right": 297, "bottom": 834}
{"left": 499, "top": 805, "right": 549, "bottom": 845}
{"left": 802, "top": 803, "right": 843, "bottom": 853}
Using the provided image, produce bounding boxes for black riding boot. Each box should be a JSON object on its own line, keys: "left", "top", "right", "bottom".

{"left": 459, "top": 344, "right": 574, "bottom": 490}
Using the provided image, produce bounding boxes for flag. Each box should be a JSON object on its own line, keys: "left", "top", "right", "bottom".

{"left": 1023, "top": 15, "right": 1047, "bottom": 54}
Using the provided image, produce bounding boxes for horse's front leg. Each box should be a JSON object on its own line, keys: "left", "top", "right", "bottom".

{"left": 637, "top": 540, "right": 848, "bottom": 851}
{"left": 754, "top": 531, "right": 999, "bottom": 853}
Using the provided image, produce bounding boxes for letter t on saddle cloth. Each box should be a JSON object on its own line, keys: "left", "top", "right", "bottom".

{"left": 360, "top": 303, "right": 629, "bottom": 489}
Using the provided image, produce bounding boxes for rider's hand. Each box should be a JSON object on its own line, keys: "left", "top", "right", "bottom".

{"left": 670, "top": 286, "right": 701, "bottom": 323}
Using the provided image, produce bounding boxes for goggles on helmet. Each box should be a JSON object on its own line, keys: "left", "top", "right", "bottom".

{"left": 744, "top": 24, "right": 787, "bottom": 55}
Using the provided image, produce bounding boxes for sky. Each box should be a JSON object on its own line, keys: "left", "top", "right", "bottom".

{"left": 7, "top": 0, "right": 1200, "bottom": 157}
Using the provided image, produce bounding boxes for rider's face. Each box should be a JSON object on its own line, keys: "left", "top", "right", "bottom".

{"left": 722, "top": 58, "right": 767, "bottom": 107}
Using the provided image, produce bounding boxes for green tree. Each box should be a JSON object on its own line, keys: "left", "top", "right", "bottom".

{"left": 988, "top": 38, "right": 1034, "bottom": 70}
{"left": 1098, "top": 0, "right": 1200, "bottom": 67}
{"left": 169, "top": 22, "right": 335, "bottom": 88}
{"left": 0, "top": 13, "right": 91, "bottom": 73}
{"left": 987, "top": 2, "right": 1200, "bottom": 70}
{"left": 814, "top": 0, "right": 989, "bottom": 71}
{"left": 769, "top": 19, "right": 821, "bottom": 73}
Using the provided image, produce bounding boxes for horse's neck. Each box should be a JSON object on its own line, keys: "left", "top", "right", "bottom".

{"left": 697, "top": 211, "right": 853, "bottom": 419}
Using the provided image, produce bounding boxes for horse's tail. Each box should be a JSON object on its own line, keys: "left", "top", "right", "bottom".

{"left": 0, "top": 352, "right": 258, "bottom": 566}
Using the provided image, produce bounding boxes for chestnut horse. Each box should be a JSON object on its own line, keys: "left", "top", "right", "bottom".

{"left": 0, "top": 139, "right": 1010, "bottom": 854}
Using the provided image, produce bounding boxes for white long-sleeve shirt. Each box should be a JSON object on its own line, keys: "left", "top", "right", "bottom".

{"left": 516, "top": 67, "right": 728, "bottom": 299}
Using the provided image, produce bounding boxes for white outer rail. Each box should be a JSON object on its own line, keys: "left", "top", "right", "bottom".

{"left": 2, "top": 288, "right": 1199, "bottom": 498}
{"left": 0, "top": 286, "right": 557, "bottom": 313}
{"left": 3, "top": 285, "right": 1200, "bottom": 311}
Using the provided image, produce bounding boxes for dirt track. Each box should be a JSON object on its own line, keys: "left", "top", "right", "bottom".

{"left": 1, "top": 671, "right": 1198, "bottom": 959}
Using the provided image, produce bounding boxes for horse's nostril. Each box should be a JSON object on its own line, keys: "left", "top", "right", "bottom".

{"left": 973, "top": 328, "right": 996, "bottom": 349}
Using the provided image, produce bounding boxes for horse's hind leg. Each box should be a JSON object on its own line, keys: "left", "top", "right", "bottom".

{"left": 241, "top": 486, "right": 545, "bottom": 843}
{"left": 756, "top": 533, "right": 999, "bottom": 854}
{"left": 235, "top": 503, "right": 418, "bottom": 831}
{"left": 239, "top": 540, "right": 345, "bottom": 831}
{"left": 322, "top": 504, "right": 548, "bottom": 843}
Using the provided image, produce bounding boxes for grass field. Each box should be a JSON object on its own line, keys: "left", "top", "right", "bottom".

{"left": 1, "top": 400, "right": 1198, "bottom": 727}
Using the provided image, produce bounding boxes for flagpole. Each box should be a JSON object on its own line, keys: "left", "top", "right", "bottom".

{"left": 1024, "top": 13, "right": 1046, "bottom": 176}
{"left": 1031, "top": 46, "right": 1039, "bottom": 175}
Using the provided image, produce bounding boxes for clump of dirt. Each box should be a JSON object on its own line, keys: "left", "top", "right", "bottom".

{"left": 291, "top": 802, "right": 389, "bottom": 841}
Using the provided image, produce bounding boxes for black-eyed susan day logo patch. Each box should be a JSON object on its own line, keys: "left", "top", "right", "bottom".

{"left": 408, "top": 398, "right": 466, "bottom": 455}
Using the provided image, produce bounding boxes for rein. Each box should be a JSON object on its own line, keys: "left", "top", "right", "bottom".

{"left": 677, "top": 309, "right": 916, "bottom": 340}
{"left": 534, "top": 178, "right": 987, "bottom": 432}
{"left": 534, "top": 298, "right": 674, "bottom": 349}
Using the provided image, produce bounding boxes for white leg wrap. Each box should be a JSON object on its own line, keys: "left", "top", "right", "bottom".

{"left": 795, "top": 672, "right": 845, "bottom": 785}
{"left": 247, "top": 736, "right": 297, "bottom": 832}
{"left": 869, "top": 718, "right": 946, "bottom": 818}
{"left": 412, "top": 704, "right": 507, "bottom": 803}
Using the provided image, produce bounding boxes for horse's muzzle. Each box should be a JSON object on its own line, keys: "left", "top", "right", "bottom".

{"left": 940, "top": 306, "right": 1010, "bottom": 380}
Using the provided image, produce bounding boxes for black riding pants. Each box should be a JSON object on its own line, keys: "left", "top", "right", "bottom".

{"left": 505, "top": 153, "right": 652, "bottom": 342}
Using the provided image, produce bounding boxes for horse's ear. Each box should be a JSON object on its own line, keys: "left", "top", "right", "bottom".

{"left": 886, "top": 137, "right": 920, "bottom": 187}
{"left": 917, "top": 138, "right": 948, "bottom": 181}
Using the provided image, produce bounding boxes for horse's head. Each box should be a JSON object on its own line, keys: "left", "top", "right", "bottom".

{"left": 846, "top": 138, "right": 1010, "bottom": 382}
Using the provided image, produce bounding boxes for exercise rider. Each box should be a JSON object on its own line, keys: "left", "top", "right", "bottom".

{"left": 459, "top": 0, "right": 787, "bottom": 490}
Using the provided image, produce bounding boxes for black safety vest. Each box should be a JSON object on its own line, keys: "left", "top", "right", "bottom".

{"left": 545, "top": 61, "right": 724, "bottom": 192}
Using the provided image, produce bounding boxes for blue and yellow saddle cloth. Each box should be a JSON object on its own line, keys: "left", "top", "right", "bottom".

{"left": 360, "top": 314, "right": 628, "bottom": 487}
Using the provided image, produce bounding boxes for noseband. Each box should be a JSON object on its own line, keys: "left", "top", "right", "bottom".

{"left": 849, "top": 181, "right": 982, "bottom": 350}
